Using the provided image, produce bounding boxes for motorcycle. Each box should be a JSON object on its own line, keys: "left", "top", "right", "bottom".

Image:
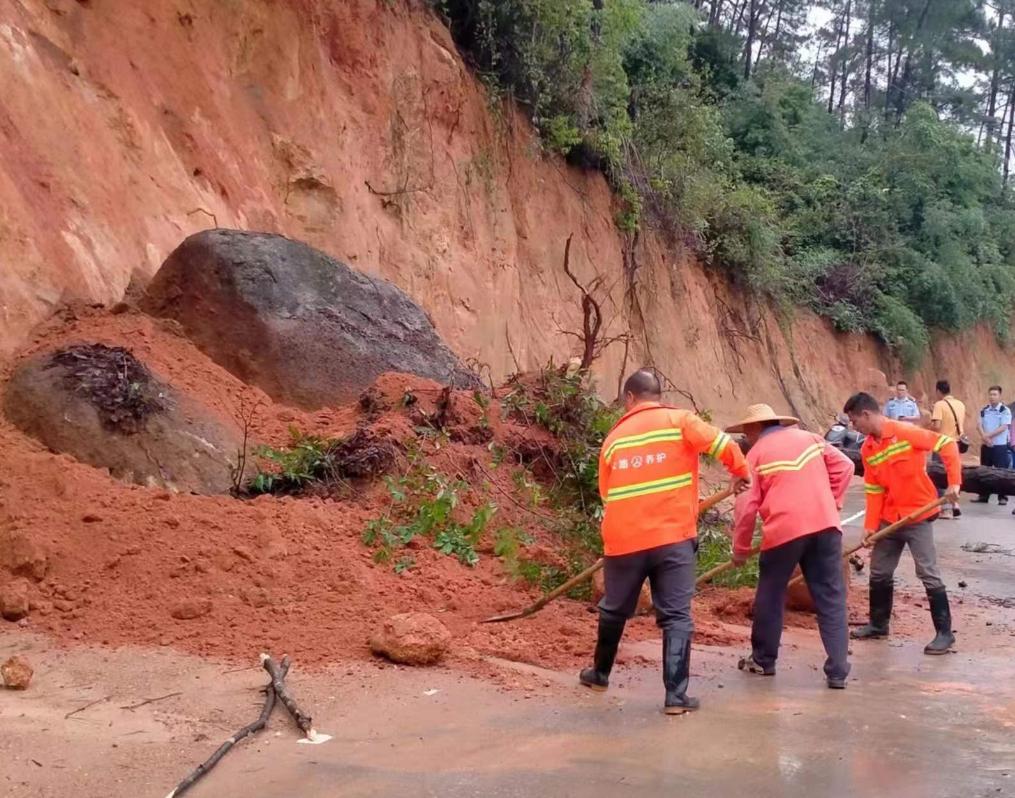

{"left": 824, "top": 413, "right": 865, "bottom": 451}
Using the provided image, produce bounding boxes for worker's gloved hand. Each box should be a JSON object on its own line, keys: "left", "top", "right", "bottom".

{"left": 862, "top": 530, "right": 877, "bottom": 548}
{"left": 732, "top": 551, "right": 750, "bottom": 567}
{"left": 731, "top": 477, "right": 751, "bottom": 495}
{"left": 944, "top": 485, "right": 961, "bottom": 503}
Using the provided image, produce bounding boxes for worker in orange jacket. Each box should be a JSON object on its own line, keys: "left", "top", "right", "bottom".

{"left": 844, "top": 392, "right": 962, "bottom": 654}
{"left": 579, "top": 369, "right": 750, "bottom": 714}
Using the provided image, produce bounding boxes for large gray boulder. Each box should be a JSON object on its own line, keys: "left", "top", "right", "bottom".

{"left": 142, "top": 230, "right": 480, "bottom": 409}
{"left": 4, "top": 345, "right": 241, "bottom": 495}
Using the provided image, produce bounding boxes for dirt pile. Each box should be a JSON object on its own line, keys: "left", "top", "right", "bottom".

{"left": 142, "top": 229, "right": 481, "bottom": 408}
{"left": 0, "top": 307, "right": 755, "bottom": 672}
{"left": 5, "top": 343, "right": 244, "bottom": 494}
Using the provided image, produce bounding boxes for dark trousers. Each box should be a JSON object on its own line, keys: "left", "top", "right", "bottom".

{"left": 979, "top": 445, "right": 1010, "bottom": 500}
{"left": 869, "top": 520, "right": 944, "bottom": 591}
{"left": 752, "top": 529, "right": 850, "bottom": 681}
{"left": 599, "top": 540, "right": 696, "bottom": 634}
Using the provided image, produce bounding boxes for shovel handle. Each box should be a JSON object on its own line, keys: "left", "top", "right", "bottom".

{"left": 695, "top": 544, "right": 762, "bottom": 587}
{"left": 480, "top": 487, "right": 735, "bottom": 623}
{"left": 786, "top": 497, "right": 947, "bottom": 589}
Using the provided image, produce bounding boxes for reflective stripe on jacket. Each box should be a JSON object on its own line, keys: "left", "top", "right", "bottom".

{"left": 733, "top": 427, "right": 854, "bottom": 555}
{"left": 598, "top": 403, "right": 749, "bottom": 556}
{"left": 862, "top": 420, "right": 961, "bottom": 530}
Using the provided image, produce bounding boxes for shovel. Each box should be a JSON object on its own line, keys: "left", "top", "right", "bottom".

{"left": 481, "top": 487, "right": 735, "bottom": 624}
{"left": 694, "top": 543, "right": 762, "bottom": 587}
{"left": 785, "top": 497, "right": 947, "bottom": 590}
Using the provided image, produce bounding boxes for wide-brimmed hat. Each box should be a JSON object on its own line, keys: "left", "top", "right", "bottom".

{"left": 725, "top": 403, "right": 799, "bottom": 434}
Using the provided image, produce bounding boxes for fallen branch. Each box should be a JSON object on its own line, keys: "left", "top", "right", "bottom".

{"left": 164, "top": 657, "right": 291, "bottom": 798}
{"left": 120, "top": 691, "right": 182, "bottom": 712}
{"left": 261, "top": 654, "right": 313, "bottom": 736}
{"left": 65, "top": 695, "right": 109, "bottom": 720}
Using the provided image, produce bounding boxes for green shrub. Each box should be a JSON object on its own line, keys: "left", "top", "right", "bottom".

{"left": 249, "top": 429, "right": 339, "bottom": 494}
{"left": 696, "top": 519, "right": 759, "bottom": 589}
{"left": 362, "top": 467, "right": 497, "bottom": 568}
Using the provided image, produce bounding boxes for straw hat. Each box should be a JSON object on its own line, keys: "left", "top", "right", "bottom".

{"left": 725, "top": 403, "right": 799, "bottom": 434}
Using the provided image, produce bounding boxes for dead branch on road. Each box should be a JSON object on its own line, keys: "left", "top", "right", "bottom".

{"left": 165, "top": 654, "right": 307, "bottom": 798}
{"left": 120, "top": 691, "right": 182, "bottom": 711}
{"left": 65, "top": 695, "right": 109, "bottom": 720}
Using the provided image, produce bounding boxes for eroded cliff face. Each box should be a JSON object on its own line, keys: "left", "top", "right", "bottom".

{"left": 1, "top": 0, "right": 1010, "bottom": 426}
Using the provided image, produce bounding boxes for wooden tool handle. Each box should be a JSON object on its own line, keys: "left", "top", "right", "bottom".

{"left": 698, "top": 486, "right": 735, "bottom": 514}
{"left": 786, "top": 497, "right": 947, "bottom": 589}
{"left": 480, "top": 486, "right": 736, "bottom": 623}
{"left": 695, "top": 544, "right": 761, "bottom": 587}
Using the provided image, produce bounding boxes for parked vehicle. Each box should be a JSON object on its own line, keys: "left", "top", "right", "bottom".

{"left": 825, "top": 413, "right": 865, "bottom": 452}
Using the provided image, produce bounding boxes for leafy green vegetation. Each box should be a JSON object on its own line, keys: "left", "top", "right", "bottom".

{"left": 433, "top": 0, "right": 1015, "bottom": 366}
{"left": 362, "top": 467, "right": 498, "bottom": 568}
{"left": 248, "top": 427, "right": 395, "bottom": 494}
{"left": 502, "top": 367, "right": 621, "bottom": 526}
{"left": 249, "top": 429, "right": 343, "bottom": 495}
{"left": 696, "top": 516, "right": 760, "bottom": 589}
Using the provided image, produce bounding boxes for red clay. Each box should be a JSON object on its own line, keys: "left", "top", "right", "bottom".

{"left": 0, "top": 307, "right": 941, "bottom": 676}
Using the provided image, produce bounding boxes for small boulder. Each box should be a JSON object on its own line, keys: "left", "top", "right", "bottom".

{"left": 1, "top": 656, "right": 33, "bottom": 690}
{"left": 170, "top": 598, "right": 213, "bottom": 620}
{"left": 0, "top": 578, "right": 30, "bottom": 621}
{"left": 785, "top": 560, "right": 852, "bottom": 613}
{"left": 3, "top": 345, "right": 246, "bottom": 495}
{"left": 369, "top": 612, "right": 451, "bottom": 666}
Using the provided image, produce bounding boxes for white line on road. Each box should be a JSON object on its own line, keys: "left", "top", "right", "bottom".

{"left": 841, "top": 510, "right": 866, "bottom": 526}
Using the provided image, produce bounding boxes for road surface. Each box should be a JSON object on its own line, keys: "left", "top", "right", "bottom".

{"left": 3, "top": 492, "right": 1014, "bottom": 798}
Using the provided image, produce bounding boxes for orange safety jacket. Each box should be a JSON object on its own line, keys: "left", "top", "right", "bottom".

{"left": 598, "top": 403, "right": 749, "bottom": 556}
{"left": 861, "top": 419, "right": 962, "bottom": 531}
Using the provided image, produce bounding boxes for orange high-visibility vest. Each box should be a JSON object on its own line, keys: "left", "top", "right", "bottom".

{"left": 862, "top": 419, "right": 961, "bottom": 530}
{"left": 598, "top": 403, "right": 748, "bottom": 556}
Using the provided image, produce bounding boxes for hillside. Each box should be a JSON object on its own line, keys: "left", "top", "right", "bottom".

{"left": 1, "top": 0, "right": 1011, "bottom": 426}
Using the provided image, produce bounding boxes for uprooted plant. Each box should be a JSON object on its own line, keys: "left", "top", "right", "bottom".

{"left": 501, "top": 364, "right": 757, "bottom": 591}
{"left": 362, "top": 459, "right": 498, "bottom": 568}
{"left": 248, "top": 427, "right": 396, "bottom": 495}
{"left": 47, "top": 344, "right": 169, "bottom": 434}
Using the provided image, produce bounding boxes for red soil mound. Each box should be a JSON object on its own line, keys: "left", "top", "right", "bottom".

{"left": 0, "top": 307, "right": 885, "bottom": 675}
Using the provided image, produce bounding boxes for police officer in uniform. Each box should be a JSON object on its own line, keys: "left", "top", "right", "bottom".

{"left": 975, "top": 385, "right": 1012, "bottom": 506}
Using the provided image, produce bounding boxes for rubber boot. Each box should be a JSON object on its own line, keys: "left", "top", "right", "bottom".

{"left": 851, "top": 579, "right": 892, "bottom": 640}
{"left": 579, "top": 616, "right": 625, "bottom": 691}
{"left": 923, "top": 587, "right": 956, "bottom": 655}
{"left": 662, "top": 630, "right": 699, "bottom": 714}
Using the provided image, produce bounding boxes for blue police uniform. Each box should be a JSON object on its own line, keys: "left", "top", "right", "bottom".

{"left": 884, "top": 397, "right": 919, "bottom": 421}
{"left": 978, "top": 402, "right": 1013, "bottom": 503}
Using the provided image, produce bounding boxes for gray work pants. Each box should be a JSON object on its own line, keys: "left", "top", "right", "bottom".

{"left": 869, "top": 520, "right": 945, "bottom": 592}
{"left": 599, "top": 539, "right": 696, "bottom": 634}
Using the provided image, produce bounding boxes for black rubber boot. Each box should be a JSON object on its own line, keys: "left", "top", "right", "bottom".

{"left": 662, "top": 631, "right": 699, "bottom": 714}
{"left": 579, "top": 616, "right": 626, "bottom": 691}
{"left": 851, "top": 579, "right": 892, "bottom": 640}
{"left": 923, "top": 587, "right": 956, "bottom": 655}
